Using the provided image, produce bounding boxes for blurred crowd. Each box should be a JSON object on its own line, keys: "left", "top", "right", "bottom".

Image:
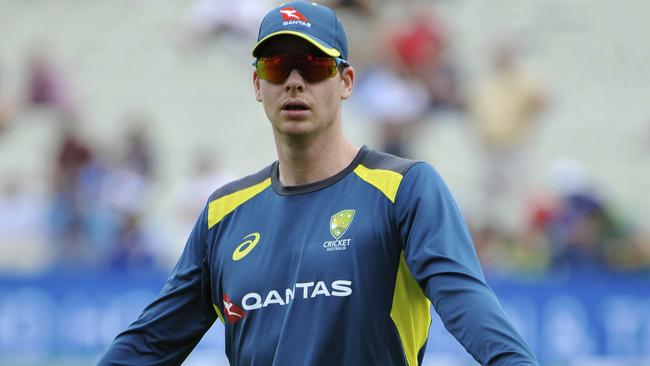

{"left": 1, "top": 0, "right": 649, "bottom": 276}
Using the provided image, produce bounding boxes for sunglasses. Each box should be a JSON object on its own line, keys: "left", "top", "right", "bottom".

{"left": 255, "top": 54, "right": 349, "bottom": 84}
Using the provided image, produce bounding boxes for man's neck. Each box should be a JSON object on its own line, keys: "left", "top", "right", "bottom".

{"left": 274, "top": 133, "right": 359, "bottom": 187}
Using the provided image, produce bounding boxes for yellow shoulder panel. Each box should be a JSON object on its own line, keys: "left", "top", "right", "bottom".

{"left": 208, "top": 178, "right": 272, "bottom": 229}
{"left": 213, "top": 304, "right": 225, "bottom": 324}
{"left": 353, "top": 164, "right": 403, "bottom": 203}
{"left": 390, "top": 252, "right": 432, "bottom": 366}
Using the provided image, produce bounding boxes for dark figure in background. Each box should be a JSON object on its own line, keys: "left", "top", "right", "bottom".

{"left": 50, "top": 120, "right": 95, "bottom": 264}
{"left": 24, "top": 46, "right": 77, "bottom": 119}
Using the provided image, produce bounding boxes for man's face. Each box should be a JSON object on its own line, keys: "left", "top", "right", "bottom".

{"left": 253, "top": 36, "right": 354, "bottom": 139}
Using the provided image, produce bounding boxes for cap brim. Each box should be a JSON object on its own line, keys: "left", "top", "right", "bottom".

{"left": 252, "top": 31, "right": 341, "bottom": 58}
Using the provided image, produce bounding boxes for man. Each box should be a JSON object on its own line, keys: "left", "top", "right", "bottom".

{"left": 99, "top": 2, "right": 538, "bottom": 365}
{"left": 470, "top": 42, "right": 546, "bottom": 237}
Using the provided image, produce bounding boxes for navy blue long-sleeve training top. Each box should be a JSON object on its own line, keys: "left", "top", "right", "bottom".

{"left": 98, "top": 146, "right": 538, "bottom": 365}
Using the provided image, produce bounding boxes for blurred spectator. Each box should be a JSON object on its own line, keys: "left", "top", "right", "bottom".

{"left": 178, "top": 0, "right": 378, "bottom": 48}
{"left": 178, "top": 0, "right": 272, "bottom": 47}
{"left": 122, "top": 112, "right": 156, "bottom": 180}
{"left": 108, "top": 212, "right": 156, "bottom": 273}
{"left": 319, "top": 0, "right": 376, "bottom": 16}
{"left": 389, "top": 9, "right": 462, "bottom": 111}
{"left": 171, "top": 148, "right": 235, "bottom": 255}
{"left": 0, "top": 63, "right": 15, "bottom": 134}
{"left": 49, "top": 118, "right": 95, "bottom": 265}
{"left": 354, "top": 7, "right": 460, "bottom": 158}
{"left": 320, "top": 0, "right": 377, "bottom": 69}
{"left": 96, "top": 118, "right": 157, "bottom": 271}
{"left": 512, "top": 192, "right": 554, "bottom": 273}
{"left": 354, "top": 65, "right": 431, "bottom": 157}
{"left": 0, "top": 97, "right": 10, "bottom": 134}
{"left": 546, "top": 159, "right": 613, "bottom": 271}
{"left": 470, "top": 41, "right": 546, "bottom": 235}
{"left": 48, "top": 114, "right": 158, "bottom": 271}
{"left": 476, "top": 158, "right": 650, "bottom": 274}
{"left": 176, "top": 148, "right": 233, "bottom": 222}
{"left": 546, "top": 159, "right": 650, "bottom": 272}
{"left": 0, "top": 177, "right": 50, "bottom": 272}
{"left": 473, "top": 199, "right": 553, "bottom": 276}
{"left": 609, "top": 230, "right": 650, "bottom": 270}
{"left": 23, "top": 44, "right": 77, "bottom": 119}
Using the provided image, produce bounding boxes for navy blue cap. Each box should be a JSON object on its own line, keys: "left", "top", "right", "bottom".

{"left": 252, "top": 2, "right": 348, "bottom": 60}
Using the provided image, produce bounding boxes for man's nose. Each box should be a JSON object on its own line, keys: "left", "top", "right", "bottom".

{"left": 284, "top": 69, "right": 305, "bottom": 93}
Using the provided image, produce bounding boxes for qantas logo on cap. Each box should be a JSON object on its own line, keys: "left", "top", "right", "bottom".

{"left": 280, "top": 8, "right": 307, "bottom": 21}
{"left": 223, "top": 294, "right": 247, "bottom": 324}
{"left": 280, "top": 7, "right": 312, "bottom": 27}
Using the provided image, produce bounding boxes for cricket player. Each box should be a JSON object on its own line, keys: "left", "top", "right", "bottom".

{"left": 99, "top": 2, "right": 538, "bottom": 365}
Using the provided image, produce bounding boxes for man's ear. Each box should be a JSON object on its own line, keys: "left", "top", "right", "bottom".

{"left": 253, "top": 70, "right": 263, "bottom": 102}
{"left": 340, "top": 66, "right": 355, "bottom": 100}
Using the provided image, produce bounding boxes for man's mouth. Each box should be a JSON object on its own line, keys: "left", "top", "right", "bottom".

{"left": 282, "top": 101, "right": 309, "bottom": 111}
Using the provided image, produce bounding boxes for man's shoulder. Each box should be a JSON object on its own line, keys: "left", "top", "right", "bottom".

{"left": 359, "top": 147, "right": 421, "bottom": 176}
{"left": 356, "top": 148, "right": 448, "bottom": 202}
{"left": 207, "top": 163, "right": 274, "bottom": 203}
{"left": 352, "top": 148, "right": 428, "bottom": 203}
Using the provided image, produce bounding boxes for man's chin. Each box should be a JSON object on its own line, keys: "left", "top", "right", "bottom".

{"left": 281, "top": 109, "right": 312, "bottom": 120}
{"left": 282, "top": 126, "right": 315, "bottom": 137}
{"left": 273, "top": 121, "right": 318, "bottom": 139}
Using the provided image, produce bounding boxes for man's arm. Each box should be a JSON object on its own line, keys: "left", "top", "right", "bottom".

{"left": 98, "top": 205, "right": 218, "bottom": 366}
{"left": 394, "top": 163, "right": 538, "bottom": 365}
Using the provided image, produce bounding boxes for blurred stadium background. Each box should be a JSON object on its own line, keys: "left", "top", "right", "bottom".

{"left": 1, "top": 0, "right": 649, "bottom": 365}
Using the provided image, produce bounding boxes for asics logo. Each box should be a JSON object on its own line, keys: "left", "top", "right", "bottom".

{"left": 232, "top": 232, "right": 261, "bottom": 261}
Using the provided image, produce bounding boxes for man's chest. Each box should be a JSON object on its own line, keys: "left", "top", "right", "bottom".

{"left": 208, "top": 192, "right": 401, "bottom": 322}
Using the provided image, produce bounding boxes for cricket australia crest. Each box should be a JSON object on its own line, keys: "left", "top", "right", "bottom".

{"left": 330, "top": 209, "right": 355, "bottom": 239}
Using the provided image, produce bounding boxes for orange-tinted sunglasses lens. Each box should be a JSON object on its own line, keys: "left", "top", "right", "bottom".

{"left": 256, "top": 54, "right": 342, "bottom": 84}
